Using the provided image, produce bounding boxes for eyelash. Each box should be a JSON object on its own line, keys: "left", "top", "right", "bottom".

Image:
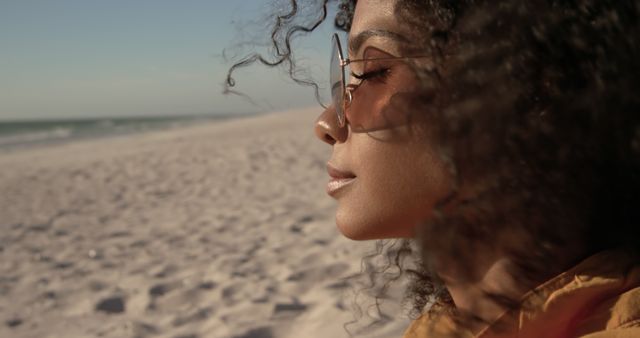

{"left": 351, "top": 68, "right": 390, "bottom": 82}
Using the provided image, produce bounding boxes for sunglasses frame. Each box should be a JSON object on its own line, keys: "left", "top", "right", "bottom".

{"left": 331, "top": 33, "right": 432, "bottom": 128}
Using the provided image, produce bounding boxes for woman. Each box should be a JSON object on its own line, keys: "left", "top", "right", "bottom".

{"left": 227, "top": 0, "right": 640, "bottom": 337}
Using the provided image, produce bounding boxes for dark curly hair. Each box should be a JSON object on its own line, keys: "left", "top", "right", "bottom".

{"left": 225, "top": 0, "right": 640, "bottom": 333}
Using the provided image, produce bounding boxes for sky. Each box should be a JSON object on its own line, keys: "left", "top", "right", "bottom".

{"left": 0, "top": 0, "right": 336, "bottom": 121}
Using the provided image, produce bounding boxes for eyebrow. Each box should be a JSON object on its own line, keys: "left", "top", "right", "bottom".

{"left": 348, "top": 29, "right": 410, "bottom": 55}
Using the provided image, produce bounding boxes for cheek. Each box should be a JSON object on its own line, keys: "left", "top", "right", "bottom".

{"left": 335, "top": 134, "right": 450, "bottom": 240}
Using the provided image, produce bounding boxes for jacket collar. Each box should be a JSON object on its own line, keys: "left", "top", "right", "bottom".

{"left": 403, "top": 249, "right": 640, "bottom": 338}
{"left": 477, "top": 249, "right": 640, "bottom": 338}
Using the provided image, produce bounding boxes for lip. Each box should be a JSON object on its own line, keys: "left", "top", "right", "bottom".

{"left": 326, "top": 177, "right": 356, "bottom": 196}
{"left": 326, "top": 163, "right": 356, "bottom": 196}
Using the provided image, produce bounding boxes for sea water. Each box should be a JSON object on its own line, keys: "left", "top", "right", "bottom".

{"left": 0, "top": 115, "right": 239, "bottom": 151}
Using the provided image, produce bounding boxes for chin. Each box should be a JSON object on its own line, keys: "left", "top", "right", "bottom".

{"left": 335, "top": 209, "right": 415, "bottom": 240}
{"left": 335, "top": 220, "right": 368, "bottom": 240}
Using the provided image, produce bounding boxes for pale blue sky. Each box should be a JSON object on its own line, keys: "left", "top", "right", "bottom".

{"left": 0, "top": 0, "right": 335, "bottom": 120}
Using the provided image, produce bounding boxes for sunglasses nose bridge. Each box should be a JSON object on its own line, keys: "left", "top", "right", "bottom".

{"left": 331, "top": 34, "right": 353, "bottom": 129}
{"left": 337, "top": 84, "right": 359, "bottom": 128}
{"left": 345, "top": 86, "right": 354, "bottom": 107}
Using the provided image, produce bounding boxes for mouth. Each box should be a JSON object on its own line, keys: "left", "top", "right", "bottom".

{"left": 326, "top": 163, "right": 356, "bottom": 197}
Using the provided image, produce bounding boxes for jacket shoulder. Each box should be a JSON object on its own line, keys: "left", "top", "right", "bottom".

{"left": 578, "top": 286, "right": 640, "bottom": 338}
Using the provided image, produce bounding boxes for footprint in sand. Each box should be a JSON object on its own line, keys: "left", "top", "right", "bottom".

{"left": 197, "top": 281, "right": 217, "bottom": 290}
{"left": 95, "top": 295, "right": 126, "bottom": 314}
{"left": 5, "top": 317, "right": 23, "bottom": 329}
{"left": 230, "top": 326, "right": 273, "bottom": 338}
{"left": 273, "top": 302, "right": 307, "bottom": 314}
{"left": 147, "top": 281, "right": 181, "bottom": 310}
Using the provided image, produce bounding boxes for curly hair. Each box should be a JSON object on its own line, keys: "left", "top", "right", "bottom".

{"left": 225, "top": 0, "right": 640, "bottom": 332}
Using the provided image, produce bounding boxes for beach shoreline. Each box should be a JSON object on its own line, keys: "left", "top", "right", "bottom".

{"left": 0, "top": 113, "right": 262, "bottom": 154}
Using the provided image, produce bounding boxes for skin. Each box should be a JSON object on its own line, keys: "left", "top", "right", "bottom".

{"left": 314, "top": 0, "right": 451, "bottom": 240}
{"left": 315, "top": 0, "right": 588, "bottom": 334}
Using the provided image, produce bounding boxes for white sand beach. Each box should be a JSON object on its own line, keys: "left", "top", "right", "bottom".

{"left": 0, "top": 108, "right": 410, "bottom": 338}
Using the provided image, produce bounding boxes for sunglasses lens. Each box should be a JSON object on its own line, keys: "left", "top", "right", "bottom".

{"left": 330, "top": 35, "right": 345, "bottom": 126}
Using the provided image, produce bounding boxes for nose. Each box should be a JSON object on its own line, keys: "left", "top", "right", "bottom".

{"left": 314, "top": 104, "right": 348, "bottom": 145}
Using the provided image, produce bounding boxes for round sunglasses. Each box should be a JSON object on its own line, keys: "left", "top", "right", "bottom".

{"left": 330, "top": 33, "right": 431, "bottom": 130}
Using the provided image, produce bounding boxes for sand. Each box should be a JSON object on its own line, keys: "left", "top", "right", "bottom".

{"left": 0, "top": 108, "right": 410, "bottom": 338}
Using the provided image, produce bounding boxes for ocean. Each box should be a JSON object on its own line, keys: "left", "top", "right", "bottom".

{"left": 0, "top": 114, "right": 241, "bottom": 151}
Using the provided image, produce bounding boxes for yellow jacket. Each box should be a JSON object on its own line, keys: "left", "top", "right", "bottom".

{"left": 403, "top": 250, "right": 640, "bottom": 338}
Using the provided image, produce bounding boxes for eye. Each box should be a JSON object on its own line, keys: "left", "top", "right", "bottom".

{"left": 351, "top": 68, "right": 390, "bottom": 82}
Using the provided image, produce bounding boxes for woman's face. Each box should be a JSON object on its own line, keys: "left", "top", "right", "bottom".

{"left": 314, "top": 0, "right": 451, "bottom": 240}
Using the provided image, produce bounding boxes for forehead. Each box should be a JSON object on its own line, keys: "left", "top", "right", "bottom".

{"left": 348, "top": 0, "right": 407, "bottom": 55}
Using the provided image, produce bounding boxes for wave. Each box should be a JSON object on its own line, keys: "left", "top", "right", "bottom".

{"left": 0, "top": 115, "right": 229, "bottom": 150}
{"left": 0, "top": 127, "right": 74, "bottom": 147}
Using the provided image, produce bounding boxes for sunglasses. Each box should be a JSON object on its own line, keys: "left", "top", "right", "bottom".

{"left": 330, "top": 33, "right": 431, "bottom": 130}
